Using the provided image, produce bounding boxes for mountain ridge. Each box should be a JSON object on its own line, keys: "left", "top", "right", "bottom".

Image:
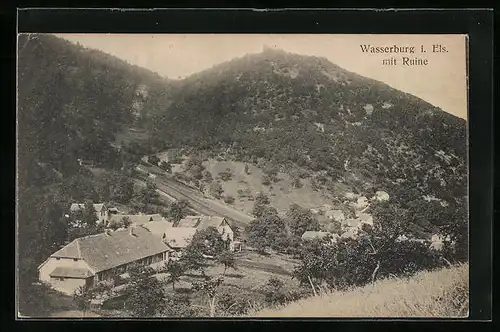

{"left": 146, "top": 47, "right": 467, "bottom": 236}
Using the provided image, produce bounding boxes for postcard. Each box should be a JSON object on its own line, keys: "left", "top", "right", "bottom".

{"left": 17, "top": 33, "right": 468, "bottom": 318}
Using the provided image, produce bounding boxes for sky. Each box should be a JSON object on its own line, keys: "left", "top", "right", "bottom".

{"left": 56, "top": 34, "right": 468, "bottom": 120}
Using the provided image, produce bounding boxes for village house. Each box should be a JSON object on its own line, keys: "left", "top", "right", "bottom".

{"left": 77, "top": 158, "right": 95, "bottom": 167}
{"left": 175, "top": 215, "right": 235, "bottom": 251}
{"left": 161, "top": 227, "right": 198, "bottom": 259}
{"left": 324, "top": 209, "right": 345, "bottom": 222}
{"left": 141, "top": 219, "right": 174, "bottom": 237}
{"left": 38, "top": 225, "right": 173, "bottom": 295}
{"left": 340, "top": 227, "right": 359, "bottom": 240}
{"left": 301, "top": 231, "right": 339, "bottom": 245}
{"left": 70, "top": 203, "right": 108, "bottom": 224}
{"left": 107, "top": 213, "right": 164, "bottom": 227}
{"left": 372, "top": 190, "right": 390, "bottom": 202}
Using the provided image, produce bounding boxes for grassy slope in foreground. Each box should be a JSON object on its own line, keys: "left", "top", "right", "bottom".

{"left": 250, "top": 264, "right": 468, "bottom": 318}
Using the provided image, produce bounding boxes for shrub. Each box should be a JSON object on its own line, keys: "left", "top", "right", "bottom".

{"left": 223, "top": 195, "right": 235, "bottom": 204}
{"left": 219, "top": 170, "right": 233, "bottom": 181}
{"left": 291, "top": 177, "right": 303, "bottom": 188}
{"left": 261, "top": 277, "right": 308, "bottom": 307}
{"left": 159, "top": 161, "right": 172, "bottom": 173}
{"left": 147, "top": 155, "right": 160, "bottom": 166}
{"left": 202, "top": 170, "right": 213, "bottom": 182}
{"left": 237, "top": 188, "right": 252, "bottom": 198}
{"left": 209, "top": 182, "right": 224, "bottom": 199}
{"left": 261, "top": 175, "right": 272, "bottom": 186}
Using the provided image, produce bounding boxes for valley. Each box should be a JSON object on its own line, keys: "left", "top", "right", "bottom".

{"left": 17, "top": 33, "right": 468, "bottom": 319}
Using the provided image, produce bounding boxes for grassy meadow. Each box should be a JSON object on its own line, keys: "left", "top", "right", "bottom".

{"left": 249, "top": 263, "right": 469, "bottom": 318}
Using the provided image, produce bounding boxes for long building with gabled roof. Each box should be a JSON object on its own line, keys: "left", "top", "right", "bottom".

{"left": 38, "top": 225, "right": 173, "bottom": 295}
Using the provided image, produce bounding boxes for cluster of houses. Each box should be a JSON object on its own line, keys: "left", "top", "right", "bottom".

{"left": 38, "top": 202, "right": 239, "bottom": 295}
{"left": 304, "top": 191, "right": 387, "bottom": 243}
{"left": 302, "top": 191, "right": 449, "bottom": 250}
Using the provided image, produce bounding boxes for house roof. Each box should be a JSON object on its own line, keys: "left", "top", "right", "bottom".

{"left": 49, "top": 267, "right": 94, "bottom": 279}
{"left": 163, "top": 227, "right": 197, "bottom": 249}
{"left": 301, "top": 231, "right": 334, "bottom": 241}
{"left": 108, "top": 214, "right": 163, "bottom": 225}
{"left": 341, "top": 228, "right": 359, "bottom": 239}
{"left": 176, "top": 215, "right": 227, "bottom": 230}
{"left": 50, "top": 226, "right": 171, "bottom": 273}
{"left": 70, "top": 203, "right": 105, "bottom": 212}
{"left": 345, "top": 219, "right": 361, "bottom": 228}
{"left": 357, "top": 213, "right": 373, "bottom": 225}
{"left": 197, "top": 216, "right": 227, "bottom": 230}
{"left": 141, "top": 220, "right": 173, "bottom": 237}
{"left": 325, "top": 209, "right": 345, "bottom": 220}
{"left": 176, "top": 216, "right": 202, "bottom": 228}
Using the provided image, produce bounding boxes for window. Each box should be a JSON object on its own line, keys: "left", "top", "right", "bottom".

{"left": 56, "top": 258, "right": 60, "bottom": 260}
{"left": 73, "top": 258, "right": 78, "bottom": 262}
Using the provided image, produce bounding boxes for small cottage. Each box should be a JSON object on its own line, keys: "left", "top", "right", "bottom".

{"left": 324, "top": 209, "right": 345, "bottom": 222}
{"left": 70, "top": 203, "right": 108, "bottom": 224}
{"left": 301, "top": 231, "right": 339, "bottom": 244}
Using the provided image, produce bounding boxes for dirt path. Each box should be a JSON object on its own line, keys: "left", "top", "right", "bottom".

{"left": 234, "top": 258, "right": 292, "bottom": 276}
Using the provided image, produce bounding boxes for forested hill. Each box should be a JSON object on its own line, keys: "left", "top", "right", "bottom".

{"left": 18, "top": 33, "right": 171, "bottom": 182}
{"left": 17, "top": 34, "right": 172, "bottom": 288}
{"left": 149, "top": 47, "right": 467, "bottom": 233}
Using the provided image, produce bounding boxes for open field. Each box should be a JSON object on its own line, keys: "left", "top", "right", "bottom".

{"left": 249, "top": 263, "right": 469, "bottom": 318}
{"left": 154, "top": 151, "right": 349, "bottom": 217}
{"left": 45, "top": 250, "right": 302, "bottom": 318}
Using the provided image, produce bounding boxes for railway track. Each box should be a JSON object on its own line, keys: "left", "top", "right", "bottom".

{"left": 136, "top": 166, "right": 255, "bottom": 228}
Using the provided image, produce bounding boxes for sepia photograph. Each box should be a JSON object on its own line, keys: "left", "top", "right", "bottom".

{"left": 16, "top": 33, "right": 468, "bottom": 319}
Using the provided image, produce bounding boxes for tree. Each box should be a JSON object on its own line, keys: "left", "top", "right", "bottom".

{"left": 136, "top": 180, "right": 159, "bottom": 209}
{"left": 262, "top": 277, "right": 289, "bottom": 306}
{"left": 232, "top": 226, "right": 241, "bottom": 240}
{"left": 245, "top": 209, "right": 287, "bottom": 254}
{"left": 218, "top": 169, "right": 233, "bottom": 181}
{"left": 185, "top": 156, "right": 203, "bottom": 171}
{"left": 159, "top": 160, "right": 172, "bottom": 173}
{"left": 148, "top": 155, "right": 160, "bottom": 166}
{"left": 166, "top": 260, "right": 185, "bottom": 290}
{"left": 192, "top": 276, "right": 224, "bottom": 317}
{"left": 223, "top": 195, "right": 235, "bottom": 204}
{"left": 167, "top": 199, "right": 189, "bottom": 222}
{"left": 209, "top": 181, "right": 224, "bottom": 199}
{"left": 255, "top": 192, "right": 270, "bottom": 206}
{"left": 286, "top": 203, "right": 320, "bottom": 236}
{"left": 181, "top": 227, "right": 226, "bottom": 276}
{"left": 121, "top": 216, "right": 132, "bottom": 228}
{"left": 202, "top": 170, "right": 213, "bottom": 182}
{"left": 82, "top": 200, "right": 98, "bottom": 225}
{"left": 157, "top": 293, "right": 195, "bottom": 317}
{"left": 109, "top": 174, "right": 134, "bottom": 203}
{"left": 252, "top": 193, "right": 272, "bottom": 218}
{"left": 291, "top": 176, "right": 303, "bottom": 188}
{"left": 108, "top": 219, "right": 121, "bottom": 231}
{"left": 293, "top": 201, "right": 444, "bottom": 291}
{"left": 73, "top": 285, "right": 93, "bottom": 315}
{"left": 438, "top": 200, "right": 468, "bottom": 263}
{"left": 18, "top": 282, "right": 54, "bottom": 317}
{"left": 216, "top": 250, "right": 237, "bottom": 276}
{"left": 125, "top": 276, "right": 164, "bottom": 317}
